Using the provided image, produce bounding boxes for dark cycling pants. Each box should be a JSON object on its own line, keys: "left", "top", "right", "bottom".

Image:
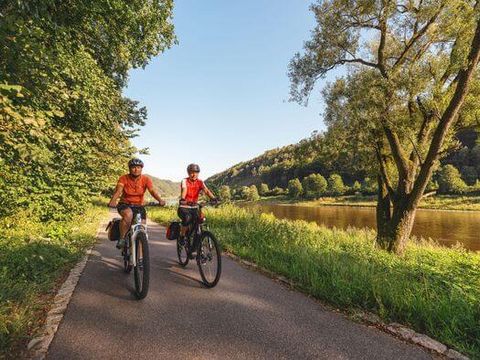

{"left": 117, "top": 203, "right": 147, "bottom": 220}
{"left": 177, "top": 207, "right": 199, "bottom": 226}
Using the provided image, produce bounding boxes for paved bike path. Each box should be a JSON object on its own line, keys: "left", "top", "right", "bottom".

{"left": 47, "top": 216, "right": 434, "bottom": 359}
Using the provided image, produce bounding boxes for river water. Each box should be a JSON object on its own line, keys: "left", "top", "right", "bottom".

{"left": 242, "top": 203, "right": 480, "bottom": 251}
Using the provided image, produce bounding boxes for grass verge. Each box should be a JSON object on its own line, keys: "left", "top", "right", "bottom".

{"left": 149, "top": 205, "right": 480, "bottom": 358}
{"left": 0, "top": 203, "right": 106, "bottom": 358}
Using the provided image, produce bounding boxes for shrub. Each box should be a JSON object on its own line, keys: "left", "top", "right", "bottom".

{"left": 240, "top": 186, "right": 251, "bottom": 200}
{"left": 327, "top": 173, "right": 346, "bottom": 196}
{"left": 438, "top": 165, "right": 468, "bottom": 194}
{"left": 361, "top": 177, "right": 378, "bottom": 195}
{"left": 249, "top": 185, "right": 260, "bottom": 201}
{"left": 302, "top": 174, "right": 327, "bottom": 199}
{"left": 352, "top": 181, "right": 362, "bottom": 193}
{"left": 259, "top": 183, "right": 269, "bottom": 196}
{"left": 270, "top": 187, "right": 285, "bottom": 196}
{"left": 218, "top": 185, "right": 232, "bottom": 202}
{"left": 287, "top": 178, "right": 303, "bottom": 198}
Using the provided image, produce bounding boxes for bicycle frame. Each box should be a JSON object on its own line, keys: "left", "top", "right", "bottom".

{"left": 128, "top": 213, "right": 148, "bottom": 267}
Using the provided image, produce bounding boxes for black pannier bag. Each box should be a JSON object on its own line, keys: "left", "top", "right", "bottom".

{"left": 106, "top": 218, "right": 121, "bottom": 241}
{"left": 166, "top": 221, "right": 180, "bottom": 240}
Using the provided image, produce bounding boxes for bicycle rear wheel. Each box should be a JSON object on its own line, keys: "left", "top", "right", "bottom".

{"left": 123, "top": 242, "right": 132, "bottom": 273}
{"left": 177, "top": 237, "right": 189, "bottom": 267}
{"left": 133, "top": 232, "right": 150, "bottom": 300}
{"left": 196, "top": 231, "right": 222, "bottom": 288}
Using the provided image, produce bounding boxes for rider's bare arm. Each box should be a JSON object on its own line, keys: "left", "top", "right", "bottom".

{"left": 180, "top": 183, "right": 187, "bottom": 201}
{"left": 203, "top": 185, "right": 216, "bottom": 200}
{"left": 148, "top": 188, "right": 166, "bottom": 206}
{"left": 108, "top": 183, "right": 124, "bottom": 207}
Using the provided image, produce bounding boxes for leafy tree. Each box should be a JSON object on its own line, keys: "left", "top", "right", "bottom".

{"left": 218, "top": 185, "right": 232, "bottom": 202}
{"left": 361, "top": 177, "right": 378, "bottom": 195}
{"left": 460, "top": 166, "right": 478, "bottom": 186}
{"left": 270, "top": 187, "right": 285, "bottom": 196}
{"left": 259, "top": 183, "right": 270, "bottom": 196}
{"left": 240, "top": 186, "right": 251, "bottom": 200}
{"left": 352, "top": 181, "right": 362, "bottom": 193}
{"left": 327, "top": 174, "right": 346, "bottom": 196}
{"left": 287, "top": 178, "right": 303, "bottom": 198}
{"left": 249, "top": 185, "right": 260, "bottom": 201}
{"left": 290, "top": 0, "right": 480, "bottom": 253}
{"left": 302, "top": 174, "right": 327, "bottom": 199}
{"left": 0, "top": 0, "right": 175, "bottom": 220}
{"left": 438, "top": 165, "right": 468, "bottom": 194}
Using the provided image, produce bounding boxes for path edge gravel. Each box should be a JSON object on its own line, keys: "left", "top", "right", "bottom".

{"left": 223, "top": 251, "right": 470, "bottom": 360}
{"left": 26, "top": 220, "right": 106, "bottom": 360}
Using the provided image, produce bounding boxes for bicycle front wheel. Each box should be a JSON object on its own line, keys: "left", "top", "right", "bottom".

{"left": 133, "top": 232, "right": 150, "bottom": 300}
{"left": 177, "top": 237, "right": 189, "bottom": 267}
{"left": 196, "top": 231, "right": 222, "bottom": 288}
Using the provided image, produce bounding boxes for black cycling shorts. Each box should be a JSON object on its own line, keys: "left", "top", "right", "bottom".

{"left": 177, "top": 207, "right": 199, "bottom": 226}
{"left": 117, "top": 203, "right": 147, "bottom": 220}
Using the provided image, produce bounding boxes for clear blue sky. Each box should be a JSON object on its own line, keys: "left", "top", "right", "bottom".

{"left": 124, "top": 0, "right": 332, "bottom": 181}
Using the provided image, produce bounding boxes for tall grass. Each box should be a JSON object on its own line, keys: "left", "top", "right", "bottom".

{"left": 150, "top": 205, "right": 480, "bottom": 358}
{"left": 0, "top": 204, "right": 106, "bottom": 358}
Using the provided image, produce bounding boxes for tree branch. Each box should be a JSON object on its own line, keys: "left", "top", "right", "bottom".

{"left": 411, "top": 14, "right": 480, "bottom": 206}
{"left": 378, "top": 19, "right": 388, "bottom": 78}
{"left": 383, "top": 124, "right": 409, "bottom": 183}
{"left": 393, "top": 4, "right": 444, "bottom": 69}
{"left": 339, "top": 58, "right": 380, "bottom": 68}
{"left": 375, "top": 144, "right": 396, "bottom": 198}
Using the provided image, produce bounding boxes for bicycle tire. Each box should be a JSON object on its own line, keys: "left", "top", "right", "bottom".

{"left": 196, "top": 231, "right": 222, "bottom": 288}
{"left": 133, "top": 232, "right": 150, "bottom": 300}
{"left": 177, "top": 238, "right": 189, "bottom": 267}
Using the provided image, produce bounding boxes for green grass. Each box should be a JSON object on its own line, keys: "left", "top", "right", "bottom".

{"left": 150, "top": 205, "right": 480, "bottom": 358}
{"left": 0, "top": 203, "right": 106, "bottom": 358}
{"left": 255, "top": 194, "right": 480, "bottom": 211}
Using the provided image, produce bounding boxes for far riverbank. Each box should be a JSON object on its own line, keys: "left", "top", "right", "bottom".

{"left": 248, "top": 194, "right": 480, "bottom": 212}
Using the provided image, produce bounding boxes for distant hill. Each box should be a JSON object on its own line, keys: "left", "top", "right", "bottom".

{"left": 206, "top": 132, "right": 342, "bottom": 190}
{"left": 207, "top": 129, "right": 480, "bottom": 191}
{"left": 147, "top": 175, "right": 180, "bottom": 198}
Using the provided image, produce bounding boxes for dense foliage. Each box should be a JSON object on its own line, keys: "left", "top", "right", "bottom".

{"left": 0, "top": 0, "right": 175, "bottom": 220}
{"left": 208, "top": 129, "right": 479, "bottom": 197}
{"left": 151, "top": 205, "right": 480, "bottom": 358}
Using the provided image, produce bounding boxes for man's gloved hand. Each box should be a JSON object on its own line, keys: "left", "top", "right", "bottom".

{"left": 179, "top": 199, "right": 187, "bottom": 206}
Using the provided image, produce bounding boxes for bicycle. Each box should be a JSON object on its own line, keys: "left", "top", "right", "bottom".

{"left": 175, "top": 201, "right": 222, "bottom": 288}
{"left": 108, "top": 205, "right": 153, "bottom": 300}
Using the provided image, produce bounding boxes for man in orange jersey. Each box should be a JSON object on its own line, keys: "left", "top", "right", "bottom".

{"left": 108, "top": 158, "right": 165, "bottom": 248}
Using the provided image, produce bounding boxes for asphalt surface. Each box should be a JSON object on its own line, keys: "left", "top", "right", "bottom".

{"left": 47, "top": 215, "right": 434, "bottom": 360}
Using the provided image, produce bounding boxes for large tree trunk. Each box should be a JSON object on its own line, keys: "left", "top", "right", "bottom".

{"left": 376, "top": 175, "right": 393, "bottom": 250}
{"left": 376, "top": 193, "right": 417, "bottom": 255}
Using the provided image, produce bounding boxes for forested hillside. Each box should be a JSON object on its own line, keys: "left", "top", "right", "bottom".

{"left": 208, "top": 129, "right": 480, "bottom": 193}
{"left": 149, "top": 176, "right": 179, "bottom": 198}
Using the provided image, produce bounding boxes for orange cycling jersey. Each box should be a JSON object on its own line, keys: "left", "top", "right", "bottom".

{"left": 118, "top": 174, "right": 153, "bottom": 205}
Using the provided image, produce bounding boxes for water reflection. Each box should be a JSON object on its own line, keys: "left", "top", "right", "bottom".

{"left": 242, "top": 204, "right": 480, "bottom": 251}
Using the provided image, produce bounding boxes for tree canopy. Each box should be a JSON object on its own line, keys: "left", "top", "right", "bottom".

{"left": 0, "top": 0, "right": 175, "bottom": 220}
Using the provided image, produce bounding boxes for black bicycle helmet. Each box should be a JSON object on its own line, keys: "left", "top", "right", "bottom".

{"left": 187, "top": 163, "right": 200, "bottom": 173}
{"left": 128, "top": 158, "right": 144, "bottom": 168}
